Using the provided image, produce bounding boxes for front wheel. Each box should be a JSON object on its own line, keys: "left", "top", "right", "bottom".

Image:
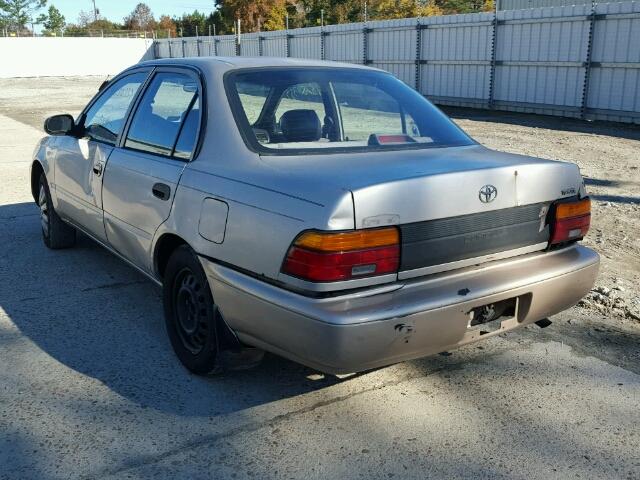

{"left": 163, "top": 245, "right": 219, "bottom": 374}
{"left": 38, "top": 173, "right": 76, "bottom": 249}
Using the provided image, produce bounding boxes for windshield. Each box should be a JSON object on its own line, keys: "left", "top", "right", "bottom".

{"left": 226, "top": 68, "right": 474, "bottom": 154}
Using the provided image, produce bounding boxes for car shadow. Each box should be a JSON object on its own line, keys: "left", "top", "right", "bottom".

{"left": 0, "top": 201, "right": 352, "bottom": 418}
{"left": 591, "top": 193, "right": 640, "bottom": 205}
{"left": 443, "top": 106, "right": 640, "bottom": 142}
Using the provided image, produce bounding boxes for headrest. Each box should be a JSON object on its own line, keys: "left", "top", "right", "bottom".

{"left": 280, "top": 109, "right": 321, "bottom": 142}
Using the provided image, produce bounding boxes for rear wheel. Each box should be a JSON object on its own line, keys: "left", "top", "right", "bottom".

{"left": 163, "top": 245, "right": 219, "bottom": 374}
{"left": 38, "top": 173, "right": 76, "bottom": 249}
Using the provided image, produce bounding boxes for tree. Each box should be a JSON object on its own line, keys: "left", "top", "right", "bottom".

{"left": 482, "top": 0, "right": 494, "bottom": 11}
{"left": 263, "top": 2, "right": 287, "bottom": 30}
{"left": 215, "top": 0, "right": 292, "bottom": 32}
{"left": 174, "top": 10, "right": 207, "bottom": 36}
{"left": 157, "top": 14, "right": 176, "bottom": 37}
{"left": 373, "top": 0, "right": 443, "bottom": 20}
{"left": 437, "top": 0, "right": 485, "bottom": 14}
{"left": 0, "top": 0, "right": 47, "bottom": 29}
{"left": 123, "top": 2, "right": 155, "bottom": 31}
{"left": 42, "top": 3, "right": 64, "bottom": 32}
{"left": 65, "top": 17, "right": 122, "bottom": 36}
{"left": 206, "top": 10, "right": 227, "bottom": 35}
{"left": 76, "top": 9, "right": 92, "bottom": 27}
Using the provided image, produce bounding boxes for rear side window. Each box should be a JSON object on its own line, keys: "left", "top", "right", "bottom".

{"left": 237, "top": 81, "right": 269, "bottom": 124}
{"left": 173, "top": 98, "right": 200, "bottom": 160}
{"left": 125, "top": 72, "right": 200, "bottom": 158}
{"left": 83, "top": 72, "right": 147, "bottom": 144}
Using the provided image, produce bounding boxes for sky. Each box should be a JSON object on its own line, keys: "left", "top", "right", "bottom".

{"left": 50, "top": 0, "right": 217, "bottom": 25}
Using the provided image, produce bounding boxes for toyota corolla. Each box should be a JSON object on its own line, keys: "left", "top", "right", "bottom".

{"left": 31, "top": 57, "right": 599, "bottom": 374}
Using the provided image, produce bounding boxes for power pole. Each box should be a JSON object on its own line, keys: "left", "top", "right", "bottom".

{"left": 92, "top": 0, "right": 98, "bottom": 22}
{"left": 364, "top": 1, "right": 368, "bottom": 22}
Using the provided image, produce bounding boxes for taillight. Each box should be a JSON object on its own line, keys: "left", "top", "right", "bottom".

{"left": 550, "top": 198, "right": 591, "bottom": 245}
{"left": 282, "top": 227, "right": 400, "bottom": 282}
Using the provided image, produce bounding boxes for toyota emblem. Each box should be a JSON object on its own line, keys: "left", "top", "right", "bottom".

{"left": 479, "top": 185, "right": 498, "bottom": 203}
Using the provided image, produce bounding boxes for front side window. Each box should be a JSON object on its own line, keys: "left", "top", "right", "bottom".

{"left": 125, "top": 72, "right": 200, "bottom": 158}
{"left": 228, "top": 68, "right": 473, "bottom": 154}
{"left": 83, "top": 72, "right": 148, "bottom": 144}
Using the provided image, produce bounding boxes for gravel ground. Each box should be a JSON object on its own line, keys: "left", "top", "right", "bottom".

{"left": 0, "top": 76, "right": 638, "bottom": 479}
{"left": 449, "top": 108, "right": 640, "bottom": 323}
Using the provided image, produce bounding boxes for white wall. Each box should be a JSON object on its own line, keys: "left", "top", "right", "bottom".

{"left": 0, "top": 37, "right": 155, "bottom": 78}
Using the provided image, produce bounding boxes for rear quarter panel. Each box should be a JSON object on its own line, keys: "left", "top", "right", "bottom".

{"left": 157, "top": 162, "right": 355, "bottom": 280}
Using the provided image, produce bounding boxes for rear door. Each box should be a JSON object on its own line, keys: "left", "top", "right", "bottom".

{"left": 101, "top": 67, "right": 203, "bottom": 272}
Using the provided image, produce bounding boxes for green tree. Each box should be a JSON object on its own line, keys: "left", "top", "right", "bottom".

{"left": 174, "top": 10, "right": 207, "bottom": 36}
{"left": 437, "top": 0, "right": 485, "bottom": 14}
{"left": 373, "top": 0, "right": 443, "bottom": 19}
{"left": 215, "top": 0, "right": 291, "bottom": 32}
{"left": 206, "top": 10, "right": 227, "bottom": 35}
{"left": 0, "top": 0, "right": 47, "bottom": 29}
{"left": 42, "top": 3, "right": 64, "bottom": 32}
{"left": 64, "top": 18, "right": 122, "bottom": 36}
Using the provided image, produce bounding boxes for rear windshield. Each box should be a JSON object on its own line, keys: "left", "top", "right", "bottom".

{"left": 226, "top": 68, "right": 474, "bottom": 154}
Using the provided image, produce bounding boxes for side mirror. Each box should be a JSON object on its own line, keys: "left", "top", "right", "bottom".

{"left": 44, "top": 114, "right": 75, "bottom": 136}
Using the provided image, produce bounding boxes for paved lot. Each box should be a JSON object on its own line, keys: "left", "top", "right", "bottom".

{"left": 0, "top": 77, "right": 638, "bottom": 479}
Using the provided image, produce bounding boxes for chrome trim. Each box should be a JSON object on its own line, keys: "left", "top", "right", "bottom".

{"left": 61, "top": 217, "right": 163, "bottom": 287}
{"left": 277, "top": 272, "right": 398, "bottom": 293}
{"left": 398, "top": 242, "right": 548, "bottom": 280}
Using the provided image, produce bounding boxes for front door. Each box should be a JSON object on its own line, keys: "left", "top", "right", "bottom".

{"left": 101, "top": 69, "right": 202, "bottom": 272}
{"left": 54, "top": 71, "right": 149, "bottom": 242}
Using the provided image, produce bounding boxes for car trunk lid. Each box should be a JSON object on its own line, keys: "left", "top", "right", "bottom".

{"left": 261, "top": 144, "right": 583, "bottom": 278}
{"left": 346, "top": 150, "right": 581, "bottom": 277}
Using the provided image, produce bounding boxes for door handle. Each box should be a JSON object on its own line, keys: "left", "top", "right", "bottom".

{"left": 152, "top": 183, "right": 171, "bottom": 201}
{"left": 92, "top": 162, "right": 103, "bottom": 176}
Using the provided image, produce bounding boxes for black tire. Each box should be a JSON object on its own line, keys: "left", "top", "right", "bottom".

{"left": 163, "top": 245, "right": 219, "bottom": 374}
{"left": 38, "top": 173, "right": 76, "bottom": 249}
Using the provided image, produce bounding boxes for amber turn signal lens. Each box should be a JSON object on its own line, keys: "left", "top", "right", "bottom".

{"left": 555, "top": 198, "right": 590, "bottom": 220}
{"left": 550, "top": 197, "right": 591, "bottom": 245}
{"left": 294, "top": 227, "right": 400, "bottom": 252}
{"left": 282, "top": 227, "right": 401, "bottom": 282}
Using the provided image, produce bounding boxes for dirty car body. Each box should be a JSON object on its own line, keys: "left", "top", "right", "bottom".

{"left": 32, "top": 57, "right": 599, "bottom": 374}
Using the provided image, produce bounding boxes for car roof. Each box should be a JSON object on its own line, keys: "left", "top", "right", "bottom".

{"left": 139, "top": 56, "right": 381, "bottom": 73}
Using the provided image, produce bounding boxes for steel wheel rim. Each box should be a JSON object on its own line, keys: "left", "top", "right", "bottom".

{"left": 173, "top": 267, "right": 209, "bottom": 355}
{"left": 38, "top": 184, "right": 49, "bottom": 235}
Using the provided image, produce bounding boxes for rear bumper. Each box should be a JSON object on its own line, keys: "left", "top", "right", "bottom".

{"left": 201, "top": 245, "right": 599, "bottom": 374}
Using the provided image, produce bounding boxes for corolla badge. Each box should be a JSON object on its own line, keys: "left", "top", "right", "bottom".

{"left": 478, "top": 184, "right": 498, "bottom": 203}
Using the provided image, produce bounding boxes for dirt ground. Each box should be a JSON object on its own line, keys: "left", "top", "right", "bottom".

{"left": 449, "top": 108, "right": 640, "bottom": 323}
{"left": 0, "top": 76, "right": 638, "bottom": 479}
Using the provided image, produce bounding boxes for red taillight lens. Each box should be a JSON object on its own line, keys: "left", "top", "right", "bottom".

{"left": 550, "top": 198, "right": 591, "bottom": 245}
{"left": 282, "top": 228, "right": 400, "bottom": 282}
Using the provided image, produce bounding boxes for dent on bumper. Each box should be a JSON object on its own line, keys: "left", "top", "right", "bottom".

{"left": 201, "top": 245, "right": 600, "bottom": 374}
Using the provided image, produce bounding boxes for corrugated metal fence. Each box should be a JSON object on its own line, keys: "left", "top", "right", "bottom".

{"left": 498, "top": 0, "right": 594, "bottom": 10}
{"left": 154, "top": 1, "right": 640, "bottom": 124}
